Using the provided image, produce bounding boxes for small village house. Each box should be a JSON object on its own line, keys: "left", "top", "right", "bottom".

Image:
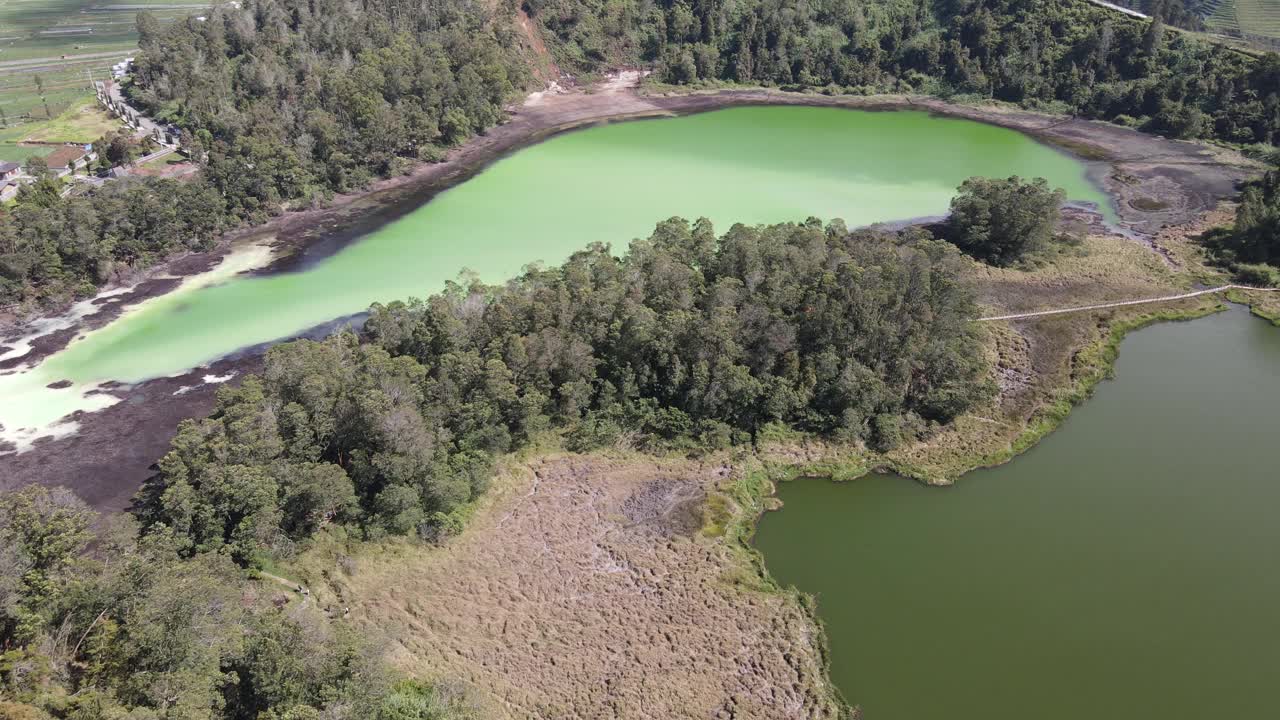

{"left": 0, "top": 161, "right": 20, "bottom": 181}
{"left": 111, "top": 58, "right": 134, "bottom": 80}
{"left": 44, "top": 145, "right": 97, "bottom": 177}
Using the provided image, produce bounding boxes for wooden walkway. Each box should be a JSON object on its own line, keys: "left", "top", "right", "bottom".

{"left": 978, "top": 285, "right": 1274, "bottom": 322}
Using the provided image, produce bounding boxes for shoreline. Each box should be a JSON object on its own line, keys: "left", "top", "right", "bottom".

{"left": 0, "top": 80, "right": 1260, "bottom": 511}
{"left": 2, "top": 84, "right": 1255, "bottom": 344}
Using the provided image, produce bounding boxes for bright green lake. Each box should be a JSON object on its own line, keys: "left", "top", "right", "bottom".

{"left": 2, "top": 106, "right": 1109, "bottom": 448}
{"left": 756, "top": 307, "right": 1280, "bottom": 719}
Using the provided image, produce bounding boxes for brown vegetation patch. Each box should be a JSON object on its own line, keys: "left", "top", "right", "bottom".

{"left": 312, "top": 455, "right": 842, "bottom": 719}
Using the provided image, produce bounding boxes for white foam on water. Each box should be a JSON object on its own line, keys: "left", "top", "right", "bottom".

{"left": 172, "top": 371, "right": 238, "bottom": 397}
{"left": 0, "top": 243, "right": 273, "bottom": 456}
{"left": 0, "top": 286, "right": 134, "bottom": 365}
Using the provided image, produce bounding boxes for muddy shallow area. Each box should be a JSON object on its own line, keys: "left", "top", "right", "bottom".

{"left": 0, "top": 81, "right": 1258, "bottom": 509}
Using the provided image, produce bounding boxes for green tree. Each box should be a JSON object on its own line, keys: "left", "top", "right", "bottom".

{"left": 32, "top": 75, "right": 50, "bottom": 119}
{"left": 106, "top": 130, "right": 138, "bottom": 166}
{"left": 0, "top": 485, "right": 93, "bottom": 642}
{"left": 946, "top": 176, "right": 1066, "bottom": 266}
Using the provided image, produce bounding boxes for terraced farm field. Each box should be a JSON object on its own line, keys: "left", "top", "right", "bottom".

{"left": 0, "top": 0, "right": 214, "bottom": 127}
{"left": 1204, "top": 0, "right": 1280, "bottom": 42}
{"left": 1232, "top": 0, "right": 1280, "bottom": 38}
{"left": 1204, "top": 0, "right": 1243, "bottom": 34}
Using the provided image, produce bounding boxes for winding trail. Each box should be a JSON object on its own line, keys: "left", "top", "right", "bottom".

{"left": 978, "top": 285, "right": 1275, "bottom": 322}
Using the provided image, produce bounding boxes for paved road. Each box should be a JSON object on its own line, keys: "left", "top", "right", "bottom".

{"left": 978, "top": 285, "right": 1275, "bottom": 322}
{"left": 0, "top": 49, "right": 138, "bottom": 72}
{"left": 1083, "top": 0, "right": 1147, "bottom": 20}
{"left": 101, "top": 79, "right": 172, "bottom": 145}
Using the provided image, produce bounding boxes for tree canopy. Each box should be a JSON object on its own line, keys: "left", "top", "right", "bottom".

{"left": 131, "top": 0, "right": 526, "bottom": 214}
{"left": 0, "top": 484, "right": 478, "bottom": 720}
{"left": 134, "top": 218, "right": 993, "bottom": 562}
{"left": 534, "top": 0, "right": 1280, "bottom": 146}
{"left": 1202, "top": 167, "right": 1280, "bottom": 285}
{"left": 946, "top": 176, "right": 1067, "bottom": 266}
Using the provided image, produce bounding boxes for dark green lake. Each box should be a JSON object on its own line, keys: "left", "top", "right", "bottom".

{"left": 755, "top": 307, "right": 1280, "bottom": 719}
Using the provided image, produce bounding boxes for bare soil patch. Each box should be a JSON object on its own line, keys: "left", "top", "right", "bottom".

{"left": 310, "top": 455, "right": 842, "bottom": 720}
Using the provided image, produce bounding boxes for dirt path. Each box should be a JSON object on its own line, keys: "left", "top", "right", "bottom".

{"left": 978, "top": 285, "right": 1277, "bottom": 322}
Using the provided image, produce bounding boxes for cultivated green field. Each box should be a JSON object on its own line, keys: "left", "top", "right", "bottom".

{"left": 1205, "top": 0, "right": 1280, "bottom": 41}
{"left": 0, "top": 95, "right": 121, "bottom": 162}
{"left": 1204, "top": 0, "right": 1243, "bottom": 34}
{"left": 1233, "top": 0, "right": 1280, "bottom": 38}
{"left": 0, "top": 0, "right": 214, "bottom": 124}
{"left": 0, "top": 0, "right": 209, "bottom": 62}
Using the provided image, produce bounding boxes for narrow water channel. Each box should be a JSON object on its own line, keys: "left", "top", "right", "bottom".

{"left": 756, "top": 307, "right": 1280, "bottom": 719}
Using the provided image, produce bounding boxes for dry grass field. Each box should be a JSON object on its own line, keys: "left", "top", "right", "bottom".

{"left": 289, "top": 454, "right": 845, "bottom": 719}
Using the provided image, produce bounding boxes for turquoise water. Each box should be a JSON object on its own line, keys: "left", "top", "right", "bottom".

{"left": 1, "top": 106, "right": 1109, "bottom": 448}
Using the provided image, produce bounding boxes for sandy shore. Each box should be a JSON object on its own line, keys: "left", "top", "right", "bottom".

{"left": 0, "top": 76, "right": 1259, "bottom": 510}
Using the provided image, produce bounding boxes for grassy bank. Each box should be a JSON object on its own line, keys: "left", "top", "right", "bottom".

{"left": 262, "top": 291, "right": 1230, "bottom": 719}
{"left": 1227, "top": 287, "right": 1280, "bottom": 325}
{"left": 969, "top": 302, "right": 1226, "bottom": 466}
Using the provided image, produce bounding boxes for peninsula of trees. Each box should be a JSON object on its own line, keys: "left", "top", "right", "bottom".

{"left": 1, "top": 218, "right": 991, "bottom": 717}
{"left": 136, "top": 219, "right": 991, "bottom": 564}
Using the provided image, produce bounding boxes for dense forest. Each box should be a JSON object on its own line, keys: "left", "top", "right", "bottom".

{"left": 0, "top": 484, "right": 477, "bottom": 720}
{"left": 134, "top": 219, "right": 991, "bottom": 562}
{"left": 1, "top": 0, "right": 527, "bottom": 308}
{"left": 0, "top": 166, "right": 228, "bottom": 305}
{"left": 534, "top": 0, "right": 1280, "bottom": 144}
{"left": 130, "top": 0, "right": 526, "bottom": 214}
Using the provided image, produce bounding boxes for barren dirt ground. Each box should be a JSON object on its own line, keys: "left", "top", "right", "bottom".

{"left": 315, "top": 456, "right": 842, "bottom": 720}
